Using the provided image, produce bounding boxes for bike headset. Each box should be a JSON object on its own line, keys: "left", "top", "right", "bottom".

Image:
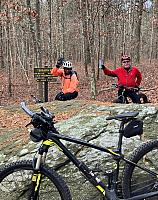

{"left": 27, "top": 107, "right": 58, "bottom": 143}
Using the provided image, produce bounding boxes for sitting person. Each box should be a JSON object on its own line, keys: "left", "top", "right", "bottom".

{"left": 51, "top": 58, "right": 79, "bottom": 101}
{"left": 100, "top": 55, "right": 142, "bottom": 103}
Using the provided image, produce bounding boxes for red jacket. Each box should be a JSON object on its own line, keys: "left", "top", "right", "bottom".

{"left": 103, "top": 66, "right": 142, "bottom": 87}
{"left": 51, "top": 67, "right": 79, "bottom": 94}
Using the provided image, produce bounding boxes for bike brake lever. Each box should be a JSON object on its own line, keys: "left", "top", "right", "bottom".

{"left": 25, "top": 122, "right": 32, "bottom": 127}
{"left": 40, "top": 107, "right": 55, "bottom": 119}
{"left": 112, "top": 83, "right": 118, "bottom": 88}
{"left": 40, "top": 106, "right": 48, "bottom": 113}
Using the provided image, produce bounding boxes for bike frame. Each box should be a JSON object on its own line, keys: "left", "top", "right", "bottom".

{"left": 32, "top": 121, "right": 158, "bottom": 200}
{"left": 117, "top": 88, "right": 148, "bottom": 104}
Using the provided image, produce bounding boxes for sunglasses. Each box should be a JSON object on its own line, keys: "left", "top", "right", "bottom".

{"left": 122, "top": 60, "right": 130, "bottom": 63}
{"left": 64, "top": 68, "right": 72, "bottom": 70}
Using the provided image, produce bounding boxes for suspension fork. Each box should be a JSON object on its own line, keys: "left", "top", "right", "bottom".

{"left": 29, "top": 145, "right": 49, "bottom": 200}
{"left": 118, "top": 87, "right": 126, "bottom": 103}
{"left": 122, "top": 89, "right": 128, "bottom": 103}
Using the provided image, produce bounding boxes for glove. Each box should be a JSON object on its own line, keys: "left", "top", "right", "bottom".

{"left": 56, "top": 57, "right": 65, "bottom": 68}
{"left": 99, "top": 58, "right": 105, "bottom": 69}
{"left": 118, "top": 85, "right": 125, "bottom": 90}
{"left": 101, "top": 65, "right": 105, "bottom": 70}
{"left": 98, "top": 64, "right": 105, "bottom": 70}
{"left": 135, "top": 86, "right": 140, "bottom": 91}
{"left": 56, "top": 64, "right": 61, "bottom": 68}
{"left": 56, "top": 60, "right": 62, "bottom": 68}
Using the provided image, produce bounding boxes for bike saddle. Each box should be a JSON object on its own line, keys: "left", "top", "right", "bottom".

{"left": 106, "top": 111, "right": 139, "bottom": 121}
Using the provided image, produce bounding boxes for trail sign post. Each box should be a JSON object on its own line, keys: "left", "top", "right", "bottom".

{"left": 34, "top": 66, "right": 56, "bottom": 102}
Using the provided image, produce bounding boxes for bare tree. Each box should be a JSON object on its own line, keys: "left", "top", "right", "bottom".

{"left": 47, "top": 0, "right": 53, "bottom": 66}
{"left": 133, "top": 0, "right": 144, "bottom": 64}
{"left": 80, "top": 0, "right": 91, "bottom": 76}
{"left": 0, "top": 0, "right": 157, "bottom": 102}
{"left": 149, "top": 0, "right": 158, "bottom": 62}
{"left": 0, "top": 0, "right": 4, "bottom": 68}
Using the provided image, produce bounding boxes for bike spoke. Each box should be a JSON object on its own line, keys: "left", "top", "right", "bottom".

{"left": 0, "top": 169, "right": 64, "bottom": 199}
{"left": 131, "top": 179, "right": 158, "bottom": 196}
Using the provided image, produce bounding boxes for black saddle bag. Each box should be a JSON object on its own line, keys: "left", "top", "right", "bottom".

{"left": 123, "top": 119, "right": 143, "bottom": 138}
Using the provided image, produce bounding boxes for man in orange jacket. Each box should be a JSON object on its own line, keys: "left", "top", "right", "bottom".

{"left": 51, "top": 58, "right": 79, "bottom": 101}
{"left": 100, "top": 55, "right": 142, "bottom": 103}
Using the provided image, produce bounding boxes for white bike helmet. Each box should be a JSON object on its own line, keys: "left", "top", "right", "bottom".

{"left": 63, "top": 61, "right": 72, "bottom": 69}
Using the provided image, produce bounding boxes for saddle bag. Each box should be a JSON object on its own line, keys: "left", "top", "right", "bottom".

{"left": 123, "top": 119, "right": 143, "bottom": 138}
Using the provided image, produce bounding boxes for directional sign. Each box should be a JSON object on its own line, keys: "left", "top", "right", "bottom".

{"left": 34, "top": 67, "right": 52, "bottom": 77}
{"left": 34, "top": 67, "right": 57, "bottom": 82}
{"left": 34, "top": 67, "right": 58, "bottom": 102}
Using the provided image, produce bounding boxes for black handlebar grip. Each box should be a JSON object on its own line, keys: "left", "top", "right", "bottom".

{"left": 34, "top": 113, "right": 47, "bottom": 124}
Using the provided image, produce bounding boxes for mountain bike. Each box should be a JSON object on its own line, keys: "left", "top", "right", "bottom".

{"left": 111, "top": 84, "right": 149, "bottom": 104}
{"left": 98, "top": 83, "right": 149, "bottom": 104}
{"left": 0, "top": 102, "right": 158, "bottom": 200}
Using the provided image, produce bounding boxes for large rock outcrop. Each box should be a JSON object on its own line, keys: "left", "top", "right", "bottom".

{"left": 0, "top": 100, "right": 158, "bottom": 199}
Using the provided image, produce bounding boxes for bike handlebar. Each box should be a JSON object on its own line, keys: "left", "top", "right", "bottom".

{"left": 98, "top": 84, "right": 141, "bottom": 94}
{"left": 21, "top": 101, "right": 54, "bottom": 126}
{"left": 21, "top": 102, "right": 35, "bottom": 117}
{"left": 112, "top": 84, "right": 140, "bottom": 91}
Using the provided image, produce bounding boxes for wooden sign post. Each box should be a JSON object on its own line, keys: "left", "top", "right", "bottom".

{"left": 34, "top": 66, "right": 56, "bottom": 102}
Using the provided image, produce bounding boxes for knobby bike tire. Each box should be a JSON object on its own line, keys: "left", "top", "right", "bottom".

{"left": 122, "top": 140, "right": 158, "bottom": 199}
{"left": 138, "top": 93, "right": 148, "bottom": 103}
{"left": 0, "top": 160, "right": 72, "bottom": 200}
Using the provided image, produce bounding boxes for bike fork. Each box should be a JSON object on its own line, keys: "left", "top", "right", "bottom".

{"left": 29, "top": 153, "right": 45, "bottom": 200}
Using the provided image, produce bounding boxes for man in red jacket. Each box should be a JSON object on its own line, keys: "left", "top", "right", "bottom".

{"left": 101, "top": 55, "right": 142, "bottom": 103}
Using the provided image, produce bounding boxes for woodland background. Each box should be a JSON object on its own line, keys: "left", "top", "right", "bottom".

{"left": 0, "top": 0, "right": 158, "bottom": 106}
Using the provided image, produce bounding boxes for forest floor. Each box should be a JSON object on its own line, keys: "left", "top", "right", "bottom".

{"left": 0, "top": 59, "right": 158, "bottom": 106}
{"left": 0, "top": 60, "right": 158, "bottom": 151}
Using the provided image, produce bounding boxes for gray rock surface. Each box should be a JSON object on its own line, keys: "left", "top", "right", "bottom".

{"left": 1, "top": 101, "right": 158, "bottom": 199}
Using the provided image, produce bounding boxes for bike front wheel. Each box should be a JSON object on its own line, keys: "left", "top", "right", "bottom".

{"left": 138, "top": 92, "right": 148, "bottom": 103}
{"left": 122, "top": 140, "right": 158, "bottom": 199}
{"left": 0, "top": 160, "right": 72, "bottom": 200}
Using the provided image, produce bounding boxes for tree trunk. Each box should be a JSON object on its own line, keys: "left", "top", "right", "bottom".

{"left": 5, "top": 16, "right": 12, "bottom": 97}
{"left": 97, "top": 12, "right": 101, "bottom": 80}
{"left": 87, "top": 1, "right": 97, "bottom": 99}
{"left": 134, "top": 0, "right": 144, "bottom": 64}
{"left": 26, "top": 0, "right": 38, "bottom": 66}
{"left": 36, "top": 0, "right": 44, "bottom": 101}
{"left": 47, "top": 0, "right": 53, "bottom": 66}
{"left": 0, "top": 0, "right": 4, "bottom": 68}
{"left": 80, "top": 0, "right": 91, "bottom": 77}
{"left": 149, "top": 7, "right": 154, "bottom": 63}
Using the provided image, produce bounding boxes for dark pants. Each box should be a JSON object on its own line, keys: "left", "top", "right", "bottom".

{"left": 117, "top": 89, "right": 141, "bottom": 103}
{"left": 55, "top": 91, "right": 78, "bottom": 101}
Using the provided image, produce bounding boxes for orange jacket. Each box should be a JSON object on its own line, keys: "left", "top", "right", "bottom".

{"left": 51, "top": 67, "right": 79, "bottom": 94}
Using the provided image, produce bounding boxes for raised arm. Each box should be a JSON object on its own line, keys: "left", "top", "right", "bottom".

{"left": 101, "top": 65, "right": 117, "bottom": 77}
{"left": 51, "top": 67, "right": 63, "bottom": 77}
